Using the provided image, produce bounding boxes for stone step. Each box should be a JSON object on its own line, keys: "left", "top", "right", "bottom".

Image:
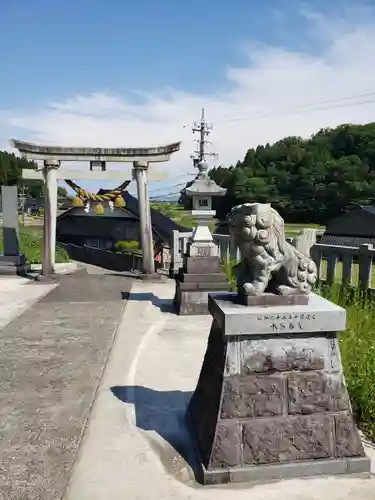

{"left": 0, "top": 260, "right": 23, "bottom": 267}
{"left": 184, "top": 256, "right": 221, "bottom": 274}
{"left": 0, "top": 254, "right": 26, "bottom": 266}
{"left": 177, "top": 281, "right": 231, "bottom": 291}
{"left": 0, "top": 266, "right": 22, "bottom": 276}
{"left": 179, "top": 272, "right": 228, "bottom": 283}
{"left": 0, "top": 263, "right": 29, "bottom": 276}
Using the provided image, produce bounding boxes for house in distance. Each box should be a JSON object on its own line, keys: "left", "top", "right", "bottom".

{"left": 56, "top": 189, "right": 188, "bottom": 262}
{"left": 320, "top": 205, "right": 375, "bottom": 247}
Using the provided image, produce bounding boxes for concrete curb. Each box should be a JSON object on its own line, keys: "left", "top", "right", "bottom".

{"left": 29, "top": 262, "right": 78, "bottom": 276}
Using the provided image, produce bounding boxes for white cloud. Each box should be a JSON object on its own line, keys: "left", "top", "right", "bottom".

{"left": 2, "top": 9, "right": 375, "bottom": 195}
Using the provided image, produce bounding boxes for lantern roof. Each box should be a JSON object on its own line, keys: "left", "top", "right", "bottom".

{"left": 185, "top": 160, "right": 226, "bottom": 198}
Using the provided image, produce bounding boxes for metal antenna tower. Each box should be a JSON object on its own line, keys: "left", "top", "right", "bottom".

{"left": 191, "top": 108, "right": 218, "bottom": 169}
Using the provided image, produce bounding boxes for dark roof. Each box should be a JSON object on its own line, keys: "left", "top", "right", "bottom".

{"left": 320, "top": 235, "right": 375, "bottom": 247}
{"left": 97, "top": 190, "right": 190, "bottom": 235}
{"left": 24, "top": 199, "right": 42, "bottom": 209}
{"left": 361, "top": 205, "right": 375, "bottom": 216}
{"left": 58, "top": 190, "right": 190, "bottom": 242}
{"left": 326, "top": 204, "right": 375, "bottom": 227}
{"left": 57, "top": 216, "right": 134, "bottom": 238}
{"left": 214, "top": 220, "right": 230, "bottom": 235}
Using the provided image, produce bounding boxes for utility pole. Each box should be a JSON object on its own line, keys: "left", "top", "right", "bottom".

{"left": 191, "top": 108, "right": 217, "bottom": 168}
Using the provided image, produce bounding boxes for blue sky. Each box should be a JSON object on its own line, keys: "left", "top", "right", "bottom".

{"left": 0, "top": 0, "right": 337, "bottom": 105}
{"left": 1, "top": 0, "right": 375, "bottom": 197}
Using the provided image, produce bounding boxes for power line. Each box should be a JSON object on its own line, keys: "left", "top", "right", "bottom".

{"left": 150, "top": 191, "right": 182, "bottom": 200}
{"left": 209, "top": 91, "right": 375, "bottom": 125}
{"left": 215, "top": 98, "right": 375, "bottom": 124}
{"left": 273, "top": 90, "right": 375, "bottom": 110}
{"left": 149, "top": 181, "right": 188, "bottom": 194}
{"left": 148, "top": 172, "right": 194, "bottom": 185}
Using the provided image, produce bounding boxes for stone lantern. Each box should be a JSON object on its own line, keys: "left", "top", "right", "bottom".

{"left": 173, "top": 160, "right": 231, "bottom": 315}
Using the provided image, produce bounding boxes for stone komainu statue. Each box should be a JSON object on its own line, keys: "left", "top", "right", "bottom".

{"left": 228, "top": 203, "right": 317, "bottom": 296}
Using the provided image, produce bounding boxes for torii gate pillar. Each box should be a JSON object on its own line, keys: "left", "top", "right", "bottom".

{"left": 42, "top": 159, "right": 59, "bottom": 277}
{"left": 133, "top": 161, "right": 154, "bottom": 274}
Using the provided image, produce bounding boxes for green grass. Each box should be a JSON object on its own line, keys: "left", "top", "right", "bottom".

{"left": 150, "top": 201, "right": 219, "bottom": 230}
{"left": 284, "top": 223, "right": 325, "bottom": 233}
{"left": 151, "top": 202, "right": 326, "bottom": 234}
{"left": 284, "top": 223, "right": 325, "bottom": 238}
{"left": 0, "top": 226, "right": 69, "bottom": 264}
{"left": 318, "top": 284, "right": 375, "bottom": 442}
{"left": 318, "top": 260, "right": 375, "bottom": 288}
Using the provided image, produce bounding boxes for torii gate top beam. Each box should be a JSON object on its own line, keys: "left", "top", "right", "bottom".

{"left": 10, "top": 139, "right": 181, "bottom": 163}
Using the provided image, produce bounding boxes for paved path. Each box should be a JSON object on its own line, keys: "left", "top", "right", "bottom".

{"left": 0, "top": 276, "right": 56, "bottom": 331}
{"left": 0, "top": 272, "right": 131, "bottom": 500}
{"left": 65, "top": 280, "right": 375, "bottom": 500}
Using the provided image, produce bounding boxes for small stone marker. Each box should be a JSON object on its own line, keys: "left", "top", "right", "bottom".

{"left": 0, "top": 186, "right": 26, "bottom": 274}
{"left": 2, "top": 185, "right": 19, "bottom": 256}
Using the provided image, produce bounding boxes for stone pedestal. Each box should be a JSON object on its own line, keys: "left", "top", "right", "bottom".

{"left": 187, "top": 292, "right": 370, "bottom": 484}
{"left": 174, "top": 159, "right": 229, "bottom": 315}
{"left": 0, "top": 186, "right": 28, "bottom": 276}
{"left": 174, "top": 255, "right": 230, "bottom": 315}
{"left": 0, "top": 254, "right": 28, "bottom": 276}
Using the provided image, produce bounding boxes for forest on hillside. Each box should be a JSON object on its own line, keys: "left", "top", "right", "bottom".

{"left": 0, "top": 151, "right": 67, "bottom": 198}
{"left": 193, "top": 123, "right": 375, "bottom": 224}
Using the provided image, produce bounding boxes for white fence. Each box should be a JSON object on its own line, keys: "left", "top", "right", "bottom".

{"left": 310, "top": 243, "right": 375, "bottom": 292}
{"left": 170, "top": 228, "right": 375, "bottom": 293}
{"left": 170, "top": 228, "right": 319, "bottom": 273}
{"left": 170, "top": 230, "right": 240, "bottom": 273}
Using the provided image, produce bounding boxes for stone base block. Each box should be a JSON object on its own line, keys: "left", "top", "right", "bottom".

{"left": 188, "top": 242, "right": 218, "bottom": 258}
{"left": 178, "top": 272, "right": 228, "bottom": 283}
{"left": 0, "top": 254, "right": 26, "bottom": 266}
{"left": 136, "top": 272, "right": 167, "bottom": 282}
{"left": 0, "top": 253, "right": 28, "bottom": 276}
{"left": 239, "top": 292, "right": 309, "bottom": 307}
{"left": 208, "top": 292, "right": 347, "bottom": 335}
{"left": 174, "top": 279, "right": 231, "bottom": 315}
{"left": 187, "top": 295, "right": 369, "bottom": 485}
{"left": 184, "top": 256, "right": 221, "bottom": 274}
{"left": 0, "top": 263, "right": 29, "bottom": 277}
{"left": 201, "top": 457, "right": 371, "bottom": 485}
{"left": 177, "top": 281, "right": 230, "bottom": 292}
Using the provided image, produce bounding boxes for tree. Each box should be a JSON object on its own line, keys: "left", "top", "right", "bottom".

{"left": 0, "top": 151, "right": 69, "bottom": 199}
{"left": 57, "top": 186, "right": 68, "bottom": 197}
{"left": 0, "top": 150, "right": 39, "bottom": 194}
{"left": 205, "top": 122, "right": 375, "bottom": 224}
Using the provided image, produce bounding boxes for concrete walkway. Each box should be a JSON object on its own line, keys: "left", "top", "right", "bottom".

{"left": 0, "top": 276, "right": 56, "bottom": 330}
{"left": 0, "top": 272, "right": 130, "bottom": 500}
{"left": 65, "top": 280, "right": 375, "bottom": 500}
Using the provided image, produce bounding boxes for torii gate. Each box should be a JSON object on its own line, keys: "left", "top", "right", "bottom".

{"left": 10, "top": 139, "right": 181, "bottom": 279}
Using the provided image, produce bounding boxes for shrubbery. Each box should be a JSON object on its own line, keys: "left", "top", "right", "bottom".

{"left": 115, "top": 240, "right": 142, "bottom": 255}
